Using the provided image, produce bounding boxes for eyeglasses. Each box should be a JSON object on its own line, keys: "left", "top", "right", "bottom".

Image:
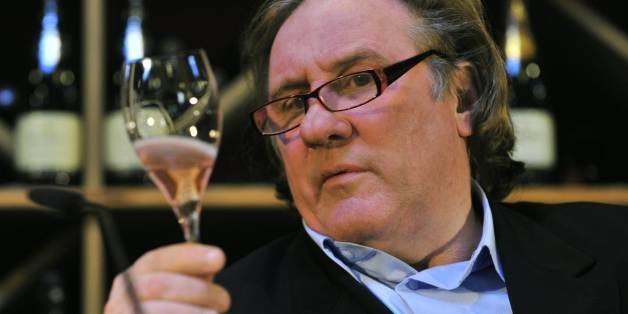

{"left": 251, "top": 49, "right": 447, "bottom": 136}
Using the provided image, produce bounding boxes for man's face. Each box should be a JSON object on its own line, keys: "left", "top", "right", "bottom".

{"left": 268, "top": 0, "right": 473, "bottom": 254}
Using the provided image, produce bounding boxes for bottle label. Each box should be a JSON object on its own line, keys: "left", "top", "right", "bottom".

{"left": 104, "top": 109, "right": 142, "bottom": 171}
{"left": 510, "top": 108, "right": 556, "bottom": 170}
{"left": 14, "top": 111, "right": 82, "bottom": 172}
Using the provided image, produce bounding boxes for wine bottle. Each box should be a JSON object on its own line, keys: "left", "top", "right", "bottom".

{"left": 504, "top": 0, "right": 557, "bottom": 183}
{"left": 14, "top": 0, "right": 82, "bottom": 186}
{"left": 104, "top": 0, "right": 146, "bottom": 184}
{"left": 0, "top": 85, "right": 18, "bottom": 184}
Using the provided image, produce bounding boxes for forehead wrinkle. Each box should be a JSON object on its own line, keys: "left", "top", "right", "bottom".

{"left": 270, "top": 79, "right": 309, "bottom": 101}
{"left": 316, "top": 45, "right": 390, "bottom": 75}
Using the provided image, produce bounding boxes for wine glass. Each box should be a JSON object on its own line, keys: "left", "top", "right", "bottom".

{"left": 121, "top": 49, "right": 221, "bottom": 242}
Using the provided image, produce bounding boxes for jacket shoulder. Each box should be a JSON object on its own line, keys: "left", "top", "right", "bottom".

{"left": 499, "top": 201, "right": 628, "bottom": 259}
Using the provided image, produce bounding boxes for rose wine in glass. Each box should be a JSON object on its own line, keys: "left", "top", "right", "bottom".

{"left": 121, "top": 49, "right": 221, "bottom": 242}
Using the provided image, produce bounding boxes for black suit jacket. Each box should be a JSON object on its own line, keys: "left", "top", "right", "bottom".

{"left": 216, "top": 202, "right": 628, "bottom": 313}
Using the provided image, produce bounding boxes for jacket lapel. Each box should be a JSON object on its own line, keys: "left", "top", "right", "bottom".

{"left": 491, "top": 203, "right": 620, "bottom": 314}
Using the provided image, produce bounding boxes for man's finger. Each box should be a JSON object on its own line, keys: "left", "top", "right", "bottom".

{"left": 130, "top": 243, "right": 225, "bottom": 276}
{"left": 136, "top": 272, "right": 231, "bottom": 312}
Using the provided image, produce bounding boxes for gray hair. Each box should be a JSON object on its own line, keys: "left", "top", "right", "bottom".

{"left": 241, "top": 0, "right": 523, "bottom": 201}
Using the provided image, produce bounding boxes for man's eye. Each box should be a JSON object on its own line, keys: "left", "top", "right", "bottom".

{"left": 280, "top": 98, "right": 304, "bottom": 112}
{"left": 329, "top": 73, "right": 373, "bottom": 93}
{"left": 351, "top": 74, "right": 372, "bottom": 87}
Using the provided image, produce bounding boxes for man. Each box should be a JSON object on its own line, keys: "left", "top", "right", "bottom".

{"left": 105, "top": 0, "right": 628, "bottom": 313}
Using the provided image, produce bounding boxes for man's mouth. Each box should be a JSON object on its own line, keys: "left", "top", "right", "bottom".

{"left": 321, "top": 165, "right": 366, "bottom": 186}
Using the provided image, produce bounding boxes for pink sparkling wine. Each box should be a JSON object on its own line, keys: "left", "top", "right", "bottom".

{"left": 134, "top": 136, "right": 217, "bottom": 221}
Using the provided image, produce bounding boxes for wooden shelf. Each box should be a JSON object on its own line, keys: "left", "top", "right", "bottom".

{"left": 506, "top": 185, "right": 628, "bottom": 205}
{"left": 1, "top": 184, "right": 628, "bottom": 210}
{"left": 90, "top": 184, "right": 285, "bottom": 209}
{"left": 0, "top": 184, "right": 285, "bottom": 210}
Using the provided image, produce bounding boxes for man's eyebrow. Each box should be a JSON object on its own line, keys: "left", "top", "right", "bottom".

{"left": 330, "top": 48, "right": 388, "bottom": 76}
{"left": 269, "top": 48, "right": 387, "bottom": 101}
{"left": 269, "top": 80, "right": 309, "bottom": 101}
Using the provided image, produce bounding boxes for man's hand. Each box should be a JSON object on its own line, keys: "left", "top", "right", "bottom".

{"left": 104, "top": 243, "right": 230, "bottom": 314}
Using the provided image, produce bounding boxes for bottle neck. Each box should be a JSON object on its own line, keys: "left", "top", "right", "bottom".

{"left": 28, "top": 0, "right": 78, "bottom": 113}
{"left": 504, "top": 0, "right": 539, "bottom": 79}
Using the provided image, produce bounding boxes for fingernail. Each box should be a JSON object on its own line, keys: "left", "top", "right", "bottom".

{"left": 207, "top": 250, "right": 218, "bottom": 259}
{"left": 206, "top": 249, "right": 221, "bottom": 260}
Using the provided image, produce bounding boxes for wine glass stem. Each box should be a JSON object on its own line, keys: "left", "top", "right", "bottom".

{"left": 180, "top": 211, "right": 200, "bottom": 242}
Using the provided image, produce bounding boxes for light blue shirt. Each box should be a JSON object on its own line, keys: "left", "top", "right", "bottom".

{"left": 304, "top": 182, "right": 512, "bottom": 313}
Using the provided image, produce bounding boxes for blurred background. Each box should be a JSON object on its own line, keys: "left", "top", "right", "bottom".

{"left": 0, "top": 0, "right": 626, "bottom": 312}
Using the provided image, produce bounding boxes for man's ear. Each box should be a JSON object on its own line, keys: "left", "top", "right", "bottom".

{"left": 452, "top": 62, "right": 478, "bottom": 138}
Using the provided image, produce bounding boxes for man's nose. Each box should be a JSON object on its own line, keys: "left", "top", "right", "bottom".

{"left": 298, "top": 99, "right": 352, "bottom": 148}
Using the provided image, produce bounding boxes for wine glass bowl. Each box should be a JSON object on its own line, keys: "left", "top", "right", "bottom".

{"left": 121, "top": 49, "right": 221, "bottom": 242}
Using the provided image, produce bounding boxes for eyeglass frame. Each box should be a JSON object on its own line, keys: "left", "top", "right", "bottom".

{"left": 251, "top": 49, "right": 448, "bottom": 136}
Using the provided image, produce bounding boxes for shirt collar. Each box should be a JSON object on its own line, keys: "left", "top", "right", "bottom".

{"left": 471, "top": 180, "right": 505, "bottom": 281}
{"left": 303, "top": 181, "right": 505, "bottom": 289}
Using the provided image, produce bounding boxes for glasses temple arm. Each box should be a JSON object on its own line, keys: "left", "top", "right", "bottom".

{"left": 383, "top": 50, "right": 450, "bottom": 85}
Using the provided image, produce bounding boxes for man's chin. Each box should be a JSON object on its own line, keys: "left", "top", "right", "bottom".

{"left": 328, "top": 224, "right": 384, "bottom": 244}
{"left": 319, "top": 204, "right": 388, "bottom": 242}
